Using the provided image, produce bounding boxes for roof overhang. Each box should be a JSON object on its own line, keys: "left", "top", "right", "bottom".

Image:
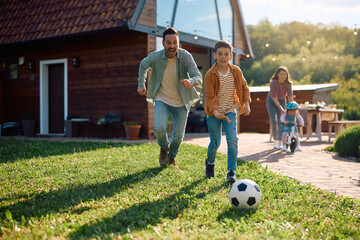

{"left": 250, "top": 83, "right": 339, "bottom": 93}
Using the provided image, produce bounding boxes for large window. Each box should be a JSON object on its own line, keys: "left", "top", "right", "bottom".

{"left": 156, "top": 0, "right": 176, "bottom": 28}
{"left": 157, "top": 0, "right": 233, "bottom": 42}
{"left": 217, "top": 0, "right": 233, "bottom": 42}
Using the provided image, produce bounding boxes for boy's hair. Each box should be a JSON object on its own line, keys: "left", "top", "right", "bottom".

{"left": 163, "top": 27, "right": 179, "bottom": 41}
{"left": 215, "top": 40, "right": 233, "bottom": 53}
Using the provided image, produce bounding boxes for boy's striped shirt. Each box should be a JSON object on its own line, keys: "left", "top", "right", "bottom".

{"left": 217, "top": 68, "right": 235, "bottom": 113}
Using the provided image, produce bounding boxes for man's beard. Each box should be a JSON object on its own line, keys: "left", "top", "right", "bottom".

{"left": 166, "top": 48, "right": 177, "bottom": 58}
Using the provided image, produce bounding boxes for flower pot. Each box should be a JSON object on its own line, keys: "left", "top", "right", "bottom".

{"left": 65, "top": 120, "right": 73, "bottom": 137}
{"left": 124, "top": 125, "right": 141, "bottom": 140}
{"left": 22, "top": 119, "right": 35, "bottom": 137}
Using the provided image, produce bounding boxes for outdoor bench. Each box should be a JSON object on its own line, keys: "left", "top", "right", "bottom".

{"left": 328, "top": 120, "right": 360, "bottom": 142}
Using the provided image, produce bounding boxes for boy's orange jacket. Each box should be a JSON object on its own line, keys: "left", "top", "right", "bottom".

{"left": 204, "top": 63, "right": 251, "bottom": 116}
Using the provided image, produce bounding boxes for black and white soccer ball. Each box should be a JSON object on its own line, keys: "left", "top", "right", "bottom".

{"left": 229, "top": 179, "right": 262, "bottom": 209}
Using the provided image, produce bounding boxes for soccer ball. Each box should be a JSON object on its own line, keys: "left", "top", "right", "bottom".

{"left": 229, "top": 179, "right": 262, "bottom": 209}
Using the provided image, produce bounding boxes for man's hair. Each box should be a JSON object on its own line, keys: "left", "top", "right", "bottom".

{"left": 215, "top": 40, "right": 233, "bottom": 53}
{"left": 163, "top": 27, "right": 179, "bottom": 41}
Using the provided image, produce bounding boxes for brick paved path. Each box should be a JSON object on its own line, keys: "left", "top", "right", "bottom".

{"left": 183, "top": 133, "right": 360, "bottom": 200}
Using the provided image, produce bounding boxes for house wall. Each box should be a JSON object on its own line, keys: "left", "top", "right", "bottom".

{"left": 313, "top": 90, "right": 332, "bottom": 105}
{"left": 0, "top": 30, "right": 152, "bottom": 138}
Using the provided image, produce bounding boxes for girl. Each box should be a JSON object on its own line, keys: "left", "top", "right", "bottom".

{"left": 281, "top": 101, "right": 304, "bottom": 151}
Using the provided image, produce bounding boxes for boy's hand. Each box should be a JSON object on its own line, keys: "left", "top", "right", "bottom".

{"left": 283, "top": 121, "right": 289, "bottom": 125}
{"left": 213, "top": 110, "right": 232, "bottom": 123}
{"left": 180, "top": 79, "right": 191, "bottom": 88}
{"left": 137, "top": 88, "right": 147, "bottom": 96}
{"left": 243, "top": 102, "right": 251, "bottom": 116}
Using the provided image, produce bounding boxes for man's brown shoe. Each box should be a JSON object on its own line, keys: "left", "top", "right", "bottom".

{"left": 169, "top": 158, "right": 176, "bottom": 166}
{"left": 159, "top": 147, "right": 169, "bottom": 166}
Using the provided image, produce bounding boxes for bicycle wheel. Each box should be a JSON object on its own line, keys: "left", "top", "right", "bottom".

{"left": 290, "top": 137, "right": 297, "bottom": 152}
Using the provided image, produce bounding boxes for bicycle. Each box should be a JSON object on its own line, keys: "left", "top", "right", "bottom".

{"left": 285, "top": 124, "right": 297, "bottom": 153}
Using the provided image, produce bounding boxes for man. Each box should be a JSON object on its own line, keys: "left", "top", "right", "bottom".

{"left": 137, "top": 27, "right": 202, "bottom": 166}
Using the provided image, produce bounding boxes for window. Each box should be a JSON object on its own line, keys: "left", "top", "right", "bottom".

{"left": 156, "top": 0, "right": 176, "bottom": 27}
{"left": 6, "top": 61, "right": 18, "bottom": 82}
{"left": 156, "top": 0, "right": 233, "bottom": 43}
{"left": 217, "top": 0, "right": 233, "bottom": 42}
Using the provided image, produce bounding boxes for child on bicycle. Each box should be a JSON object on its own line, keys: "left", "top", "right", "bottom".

{"left": 281, "top": 101, "right": 304, "bottom": 151}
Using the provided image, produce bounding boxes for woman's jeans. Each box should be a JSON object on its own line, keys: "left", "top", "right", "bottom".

{"left": 206, "top": 111, "right": 238, "bottom": 172}
{"left": 154, "top": 101, "right": 188, "bottom": 159}
{"left": 266, "top": 95, "right": 286, "bottom": 141}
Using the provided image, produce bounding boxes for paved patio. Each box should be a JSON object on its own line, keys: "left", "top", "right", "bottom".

{"left": 183, "top": 133, "right": 360, "bottom": 200}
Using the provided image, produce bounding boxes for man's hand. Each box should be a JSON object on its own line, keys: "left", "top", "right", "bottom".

{"left": 180, "top": 79, "right": 191, "bottom": 88}
{"left": 137, "top": 88, "right": 147, "bottom": 96}
{"left": 213, "top": 110, "right": 232, "bottom": 123}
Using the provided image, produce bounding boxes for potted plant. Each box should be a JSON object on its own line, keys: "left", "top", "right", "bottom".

{"left": 22, "top": 114, "right": 35, "bottom": 137}
{"left": 122, "top": 121, "right": 141, "bottom": 140}
{"left": 65, "top": 114, "right": 75, "bottom": 137}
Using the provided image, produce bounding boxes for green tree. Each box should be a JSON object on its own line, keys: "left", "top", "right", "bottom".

{"left": 331, "top": 74, "right": 360, "bottom": 120}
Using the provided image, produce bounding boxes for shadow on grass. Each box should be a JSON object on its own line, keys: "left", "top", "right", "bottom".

{"left": 217, "top": 207, "right": 257, "bottom": 222}
{"left": 0, "top": 138, "right": 129, "bottom": 163}
{"left": 0, "top": 167, "right": 164, "bottom": 221}
{"left": 68, "top": 178, "right": 227, "bottom": 239}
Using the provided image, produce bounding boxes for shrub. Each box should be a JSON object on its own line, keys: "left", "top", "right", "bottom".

{"left": 324, "top": 145, "right": 334, "bottom": 152}
{"left": 334, "top": 125, "right": 360, "bottom": 158}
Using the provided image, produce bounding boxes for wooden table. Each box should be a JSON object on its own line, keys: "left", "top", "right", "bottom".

{"left": 299, "top": 108, "right": 344, "bottom": 142}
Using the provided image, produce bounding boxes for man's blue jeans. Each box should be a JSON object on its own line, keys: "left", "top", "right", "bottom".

{"left": 154, "top": 101, "right": 188, "bottom": 159}
{"left": 206, "top": 111, "right": 238, "bottom": 172}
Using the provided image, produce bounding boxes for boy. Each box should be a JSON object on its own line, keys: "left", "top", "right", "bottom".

{"left": 204, "top": 40, "right": 251, "bottom": 184}
{"left": 281, "top": 101, "right": 304, "bottom": 151}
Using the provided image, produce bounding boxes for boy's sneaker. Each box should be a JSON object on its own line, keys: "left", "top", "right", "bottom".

{"left": 281, "top": 145, "right": 287, "bottom": 151}
{"left": 205, "top": 160, "right": 214, "bottom": 178}
{"left": 297, "top": 145, "right": 303, "bottom": 151}
{"left": 227, "top": 171, "right": 236, "bottom": 184}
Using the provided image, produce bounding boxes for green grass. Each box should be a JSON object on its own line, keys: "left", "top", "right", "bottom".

{"left": 1, "top": 138, "right": 359, "bottom": 239}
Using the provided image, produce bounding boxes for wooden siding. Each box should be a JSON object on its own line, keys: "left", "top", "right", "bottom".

{"left": 1, "top": 30, "right": 152, "bottom": 139}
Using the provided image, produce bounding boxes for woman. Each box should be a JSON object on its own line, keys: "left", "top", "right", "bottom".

{"left": 266, "top": 66, "right": 293, "bottom": 149}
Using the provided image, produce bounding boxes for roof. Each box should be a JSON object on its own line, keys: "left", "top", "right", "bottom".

{"left": 0, "top": 0, "right": 139, "bottom": 45}
{"left": 0, "top": 0, "right": 252, "bottom": 57}
{"left": 250, "top": 83, "right": 339, "bottom": 93}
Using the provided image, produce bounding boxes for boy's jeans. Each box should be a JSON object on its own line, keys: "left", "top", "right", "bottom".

{"left": 154, "top": 101, "right": 188, "bottom": 159}
{"left": 206, "top": 111, "right": 238, "bottom": 172}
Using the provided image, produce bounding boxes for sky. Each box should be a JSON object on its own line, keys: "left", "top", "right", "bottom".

{"left": 240, "top": 0, "right": 360, "bottom": 29}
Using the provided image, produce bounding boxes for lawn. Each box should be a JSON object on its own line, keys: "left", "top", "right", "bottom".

{"left": 1, "top": 138, "right": 359, "bottom": 239}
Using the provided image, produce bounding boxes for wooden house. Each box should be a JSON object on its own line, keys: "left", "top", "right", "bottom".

{"left": 0, "top": 0, "right": 253, "bottom": 139}
{"left": 239, "top": 83, "right": 340, "bottom": 133}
